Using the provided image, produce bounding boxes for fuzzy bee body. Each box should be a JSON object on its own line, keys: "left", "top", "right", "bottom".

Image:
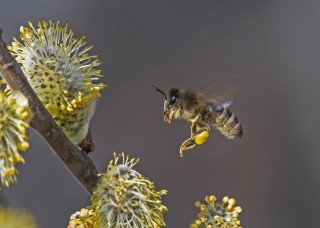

{"left": 203, "top": 104, "right": 243, "bottom": 139}
{"left": 154, "top": 86, "right": 243, "bottom": 157}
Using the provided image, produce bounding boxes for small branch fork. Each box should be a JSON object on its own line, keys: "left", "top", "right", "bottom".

{"left": 0, "top": 29, "right": 99, "bottom": 195}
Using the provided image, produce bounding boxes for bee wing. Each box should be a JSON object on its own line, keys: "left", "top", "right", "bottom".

{"left": 199, "top": 81, "right": 241, "bottom": 107}
{"left": 218, "top": 100, "right": 233, "bottom": 108}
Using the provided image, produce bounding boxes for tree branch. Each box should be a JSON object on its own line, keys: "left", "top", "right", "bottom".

{"left": 0, "top": 29, "right": 99, "bottom": 195}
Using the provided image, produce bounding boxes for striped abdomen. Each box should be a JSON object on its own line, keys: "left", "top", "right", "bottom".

{"left": 205, "top": 105, "right": 243, "bottom": 139}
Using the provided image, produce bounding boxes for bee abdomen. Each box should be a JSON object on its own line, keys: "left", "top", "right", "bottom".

{"left": 213, "top": 107, "right": 243, "bottom": 139}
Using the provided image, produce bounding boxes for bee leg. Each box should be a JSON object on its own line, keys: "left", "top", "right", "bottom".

{"left": 189, "top": 113, "right": 202, "bottom": 125}
{"left": 180, "top": 128, "right": 210, "bottom": 157}
{"left": 189, "top": 114, "right": 202, "bottom": 137}
{"left": 180, "top": 138, "right": 196, "bottom": 157}
{"left": 193, "top": 129, "right": 210, "bottom": 146}
{"left": 190, "top": 124, "right": 197, "bottom": 137}
{"left": 191, "top": 120, "right": 210, "bottom": 136}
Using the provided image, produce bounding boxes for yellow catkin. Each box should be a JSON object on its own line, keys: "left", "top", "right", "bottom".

{"left": 9, "top": 19, "right": 105, "bottom": 145}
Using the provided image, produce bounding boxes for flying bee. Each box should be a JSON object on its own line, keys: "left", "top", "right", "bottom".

{"left": 153, "top": 85, "right": 243, "bottom": 157}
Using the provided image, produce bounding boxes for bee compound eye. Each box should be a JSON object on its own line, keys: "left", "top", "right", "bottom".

{"left": 169, "top": 95, "right": 178, "bottom": 104}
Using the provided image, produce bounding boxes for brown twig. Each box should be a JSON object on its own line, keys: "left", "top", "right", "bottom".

{"left": 0, "top": 29, "right": 99, "bottom": 195}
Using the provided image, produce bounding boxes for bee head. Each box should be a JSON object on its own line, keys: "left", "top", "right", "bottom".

{"left": 163, "top": 87, "right": 180, "bottom": 123}
{"left": 152, "top": 85, "right": 180, "bottom": 123}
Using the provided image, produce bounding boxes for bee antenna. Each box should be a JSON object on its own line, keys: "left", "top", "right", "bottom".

{"left": 152, "top": 85, "right": 167, "bottom": 100}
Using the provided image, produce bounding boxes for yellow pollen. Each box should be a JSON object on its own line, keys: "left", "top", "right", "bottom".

{"left": 194, "top": 130, "right": 209, "bottom": 145}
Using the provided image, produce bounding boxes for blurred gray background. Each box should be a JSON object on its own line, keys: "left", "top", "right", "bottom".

{"left": 1, "top": 0, "right": 320, "bottom": 227}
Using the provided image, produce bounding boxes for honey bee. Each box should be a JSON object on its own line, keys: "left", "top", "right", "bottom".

{"left": 153, "top": 85, "right": 243, "bottom": 157}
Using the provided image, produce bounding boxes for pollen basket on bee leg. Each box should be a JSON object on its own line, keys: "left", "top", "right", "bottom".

{"left": 194, "top": 130, "right": 209, "bottom": 145}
